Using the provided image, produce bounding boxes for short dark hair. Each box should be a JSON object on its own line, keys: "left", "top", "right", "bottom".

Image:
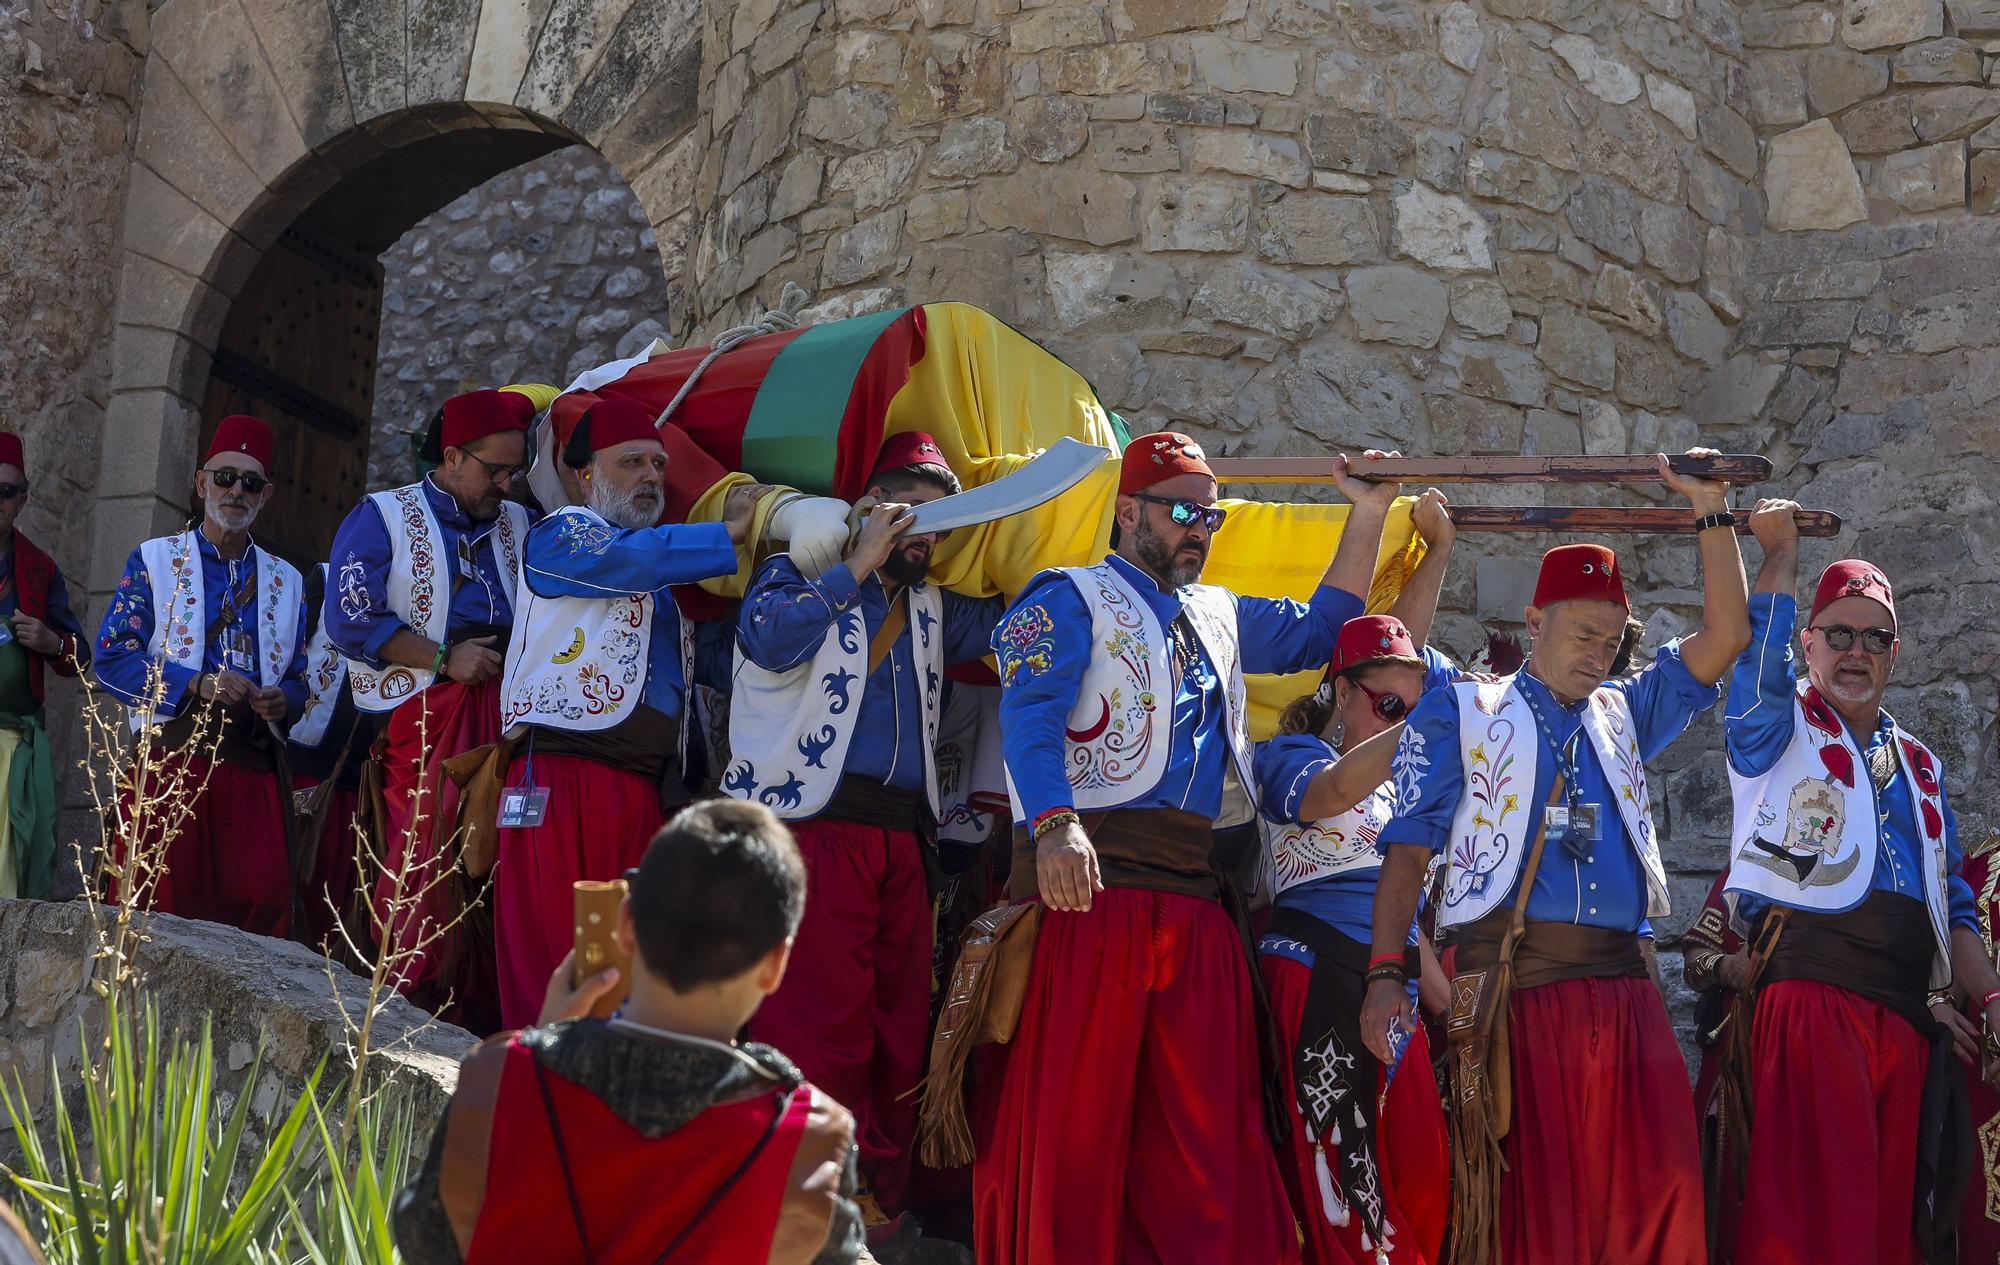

{"left": 871, "top": 462, "right": 961, "bottom": 499}
{"left": 628, "top": 800, "right": 807, "bottom": 991}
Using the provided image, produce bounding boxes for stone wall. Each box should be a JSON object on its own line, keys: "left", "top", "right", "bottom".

{"left": 0, "top": 898, "right": 468, "bottom": 1159}
{"left": 368, "top": 146, "right": 676, "bottom": 491}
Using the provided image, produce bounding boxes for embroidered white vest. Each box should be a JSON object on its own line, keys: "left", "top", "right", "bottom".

{"left": 291, "top": 562, "right": 348, "bottom": 749}
{"left": 500, "top": 508, "right": 693, "bottom": 744}
{"left": 1435, "top": 675, "right": 1664, "bottom": 928}
{"left": 1004, "top": 561, "right": 1257, "bottom": 824}
{"left": 1264, "top": 767, "right": 1398, "bottom": 897}
{"left": 1724, "top": 689, "right": 1953, "bottom": 987}
{"left": 724, "top": 574, "right": 945, "bottom": 822}
{"left": 131, "top": 532, "right": 302, "bottom": 732}
{"left": 342, "top": 483, "right": 527, "bottom": 713}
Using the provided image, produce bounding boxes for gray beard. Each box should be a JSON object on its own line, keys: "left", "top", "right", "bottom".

{"left": 206, "top": 500, "right": 258, "bottom": 535}
{"left": 589, "top": 479, "right": 662, "bottom": 530}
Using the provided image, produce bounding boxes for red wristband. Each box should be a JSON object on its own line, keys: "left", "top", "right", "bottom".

{"left": 1367, "top": 952, "right": 1404, "bottom": 971}
{"left": 1981, "top": 988, "right": 2000, "bottom": 1011}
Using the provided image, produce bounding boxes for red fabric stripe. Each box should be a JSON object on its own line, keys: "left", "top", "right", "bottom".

{"left": 831, "top": 306, "right": 927, "bottom": 501}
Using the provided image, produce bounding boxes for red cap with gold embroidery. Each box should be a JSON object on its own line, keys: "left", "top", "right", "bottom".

{"left": 206, "top": 414, "right": 273, "bottom": 470}
{"left": 441, "top": 389, "right": 536, "bottom": 451}
{"left": 871, "top": 430, "right": 953, "bottom": 479}
{"left": 1532, "top": 543, "right": 1628, "bottom": 611}
{"left": 1330, "top": 615, "right": 1421, "bottom": 676}
{"left": 1811, "top": 559, "right": 1895, "bottom": 627}
{"left": 1119, "top": 431, "right": 1213, "bottom": 496}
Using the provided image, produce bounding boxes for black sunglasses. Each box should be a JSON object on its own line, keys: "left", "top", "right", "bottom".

{"left": 1354, "top": 681, "right": 1413, "bottom": 722}
{"left": 0, "top": 483, "right": 27, "bottom": 501}
{"left": 207, "top": 468, "right": 270, "bottom": 495}
{"left": 1811, "top": 623, "right": 1895, "bottom": 655}
{"left": 1132, "top": 492, "right": 1227, "bottom": 532}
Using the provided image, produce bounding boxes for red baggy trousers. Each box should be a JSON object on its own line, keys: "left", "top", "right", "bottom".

{"left": 973, "top": 886, "right": 1300, "bottom": 1265}
{"left": 1500, "top": 975, "right": 1708, "bottom": 1265}
{"left": 119, "top": 753, "right": 290, "bottom": 938}
{"left": 492, "top": 751, "right": 664, "bottom": 1030}
{"left": 1262, "top": 953, "right": 1449, "bottom": 1265}
{"left": 1734, "top": 979, "right": 1928, "bottom": 1265}
{"left": 748, "top": 817, "right": 932, "bottom": 1215}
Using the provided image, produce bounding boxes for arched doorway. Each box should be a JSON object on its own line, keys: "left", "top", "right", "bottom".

{"left": 93, "top": 0, "right": 702, "bottom": 595}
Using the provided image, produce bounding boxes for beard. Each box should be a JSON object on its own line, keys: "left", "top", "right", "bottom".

{"left": 1132, "top": 518, "right": 1207, "bottom": 589}
{"left": 589, "top": 477, "right": 664, "bottom": 530}
{"left": 206, "top": 498, "right": 258, "bottom": 534}
{"left": 882, "top": 540, "right": 932, "bottom": 587}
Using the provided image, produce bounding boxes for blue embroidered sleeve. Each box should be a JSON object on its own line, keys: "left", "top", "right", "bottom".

{"left": 942, "top": 590, "right": 1006, "bottom": 669}
{"left": 93, "top": 550, "right": 196, "bottom": 714}
{"left": 523, "top": 516, "right": 737, "bottom": 599}
{"left": 1619, "top": 639, "right": 1724, "bottom": 762}
{"left": 1377, "top": 687, "right": 1463, "bottom": 854}
{"left": 994, "top": 573, "right": 1091, "bottom": 823}
{"left": 1724, "top": 593, "right": 1799, "bottom": 778}
{"left": 276, "top": 587, "right": 310, "bottom": 718}
{"left": 737, "top": 557, "right": 860, "bottom": 672}
{"left": 1254, "top": 733, "right": 1338, "bottom": 826}
{"left": 325, "top": 499, "right": 404, "bottom": 664}
{"left": 1235, "top": 585, "right": 1365, "bottom": 677}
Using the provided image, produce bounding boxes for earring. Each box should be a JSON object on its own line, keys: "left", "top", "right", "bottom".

{"left": 1332, "top": 716, "right": 1347, "bottom": 748}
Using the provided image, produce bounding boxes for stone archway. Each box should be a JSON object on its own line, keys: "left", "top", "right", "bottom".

{"left": 91, "top": 0, "right": 703, "bottom": 597}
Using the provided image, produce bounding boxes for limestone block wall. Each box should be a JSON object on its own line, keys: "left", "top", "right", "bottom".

{"left": 368, "top": 146, "right": 675, "bottom": 491}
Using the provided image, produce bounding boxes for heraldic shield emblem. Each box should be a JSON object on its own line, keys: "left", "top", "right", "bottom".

{"left": 1741, "top": 776, "right": 1861, "bottom": 887}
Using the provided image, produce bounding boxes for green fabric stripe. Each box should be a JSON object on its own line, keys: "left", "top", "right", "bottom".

{"left": 742, "top": 306, "right": 911, "bottom": 494}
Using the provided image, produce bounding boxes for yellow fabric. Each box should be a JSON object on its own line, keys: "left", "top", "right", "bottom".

{"left": 690, "top": 472, "right": 784, "bottom": 598}
{"left": 498, "top": 382, "right": 562, "bottom": 414}
{"left": 0, "top": 727, "right": 19, "bottom": 901}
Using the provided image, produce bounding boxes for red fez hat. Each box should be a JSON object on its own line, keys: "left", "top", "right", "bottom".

{"left": 872, "top": 431, "right": 953, "bottom": 478}
{"left": 567, "top": 397, "right": 662, "bottom": 463}
{"left": 441, "top": 389, "right": 535, "bottom": 451}
{"left": 1119, "top": 431, "right": 1214, "bottom": 496}
{"left": 207, "top": 414, "right": 273, "bottom": 470}
{"left": 0, "top": 432, "right": 24, "bottom": 473}
{"left": 1532, "top": 543, "right": 1629, "bottom": 611}
{"left": 1330, "top": 615, "right": 1421, "bottom": 676}
{"left": 1812, "top": 559, "right": 1896, "bottom": 627}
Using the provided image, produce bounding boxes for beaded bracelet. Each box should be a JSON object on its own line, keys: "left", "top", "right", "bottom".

{"left": 1364, "top": 963, "right": 1408, "bottom": 987}
{"left": 1031, "top": 808, "right": 1080, "bottom": 843}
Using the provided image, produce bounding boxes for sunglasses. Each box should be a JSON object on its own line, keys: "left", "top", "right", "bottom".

{"left": 1132, "top": 493, "right": 1227, "bottom": 532}
{"left": 0, "top": 483, "right": 27, "bottom": 501}
{"left": 467, "top": 454, "right": 528, "bottom": 485}
{"left": 1811, "top": 623, "right": 1895, "bottom": 655}
{"left": 207, "top": 468, "right": 270, "bottom": 495}
{"left": 1354, "top": 681, "right": 1414, "bottom": 722}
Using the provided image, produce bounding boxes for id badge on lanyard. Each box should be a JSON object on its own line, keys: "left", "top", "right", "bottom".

{"left": 1526, "top": 692, "right": 1604, "bottom": 860}
{"left": 226, "top": 627, "right": 257, "bottom": 677}
{"left": 498, "top": 736, "right": 549, "bottom": 829}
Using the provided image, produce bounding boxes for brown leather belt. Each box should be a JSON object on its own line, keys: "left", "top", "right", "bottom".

{"left": 1454, "top": 915, "right": 1648, "bottom": 991}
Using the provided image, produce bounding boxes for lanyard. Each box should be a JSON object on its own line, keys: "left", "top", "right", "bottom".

{"left": 1519, "top": 682, "right": 1586, "bottom": 810}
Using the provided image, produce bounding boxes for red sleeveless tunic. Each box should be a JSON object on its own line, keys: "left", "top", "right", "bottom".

{"left": 465, "top": 1039, "right": 813, "bottom": 1264}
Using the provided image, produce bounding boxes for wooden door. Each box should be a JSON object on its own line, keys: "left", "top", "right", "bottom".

{"left": 199, "top": 220, "right": 382, "bottom": 570}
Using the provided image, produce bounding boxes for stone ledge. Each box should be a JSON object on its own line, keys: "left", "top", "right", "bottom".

{"left": 0, "top": 899, "right": 469, "bottom": 1148}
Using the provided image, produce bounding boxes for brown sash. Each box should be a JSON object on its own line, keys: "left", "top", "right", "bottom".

{"left": 1004, "top": 807, "right": 1216, "bottom": 902}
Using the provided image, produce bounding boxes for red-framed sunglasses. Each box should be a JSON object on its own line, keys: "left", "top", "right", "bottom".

{"left": 1353, "top": 681, "right": 1415, "bottom": 722}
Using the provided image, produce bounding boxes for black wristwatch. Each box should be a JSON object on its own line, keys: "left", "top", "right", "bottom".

{"left": 1693, "top": 511, "right": 1736, "bottom": 532}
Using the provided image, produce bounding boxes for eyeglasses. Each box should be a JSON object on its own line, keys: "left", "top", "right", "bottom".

{"left": 0, "top": 483, "right": 27, "bottom": 501}
{"left": 1353, "top": 681, "right": 1414, "bottom": 722}
{"left": 1811, "top": 623, "right": 1895, "bottom": 655}
{"left": 466, "top": 454, "right": 528, "bottom": 485}
{"left": 1131, "top": 493, "right": 1227, "bottom": 532}
{"left": 207, "top": 468, "right": 270, "bottom": 495}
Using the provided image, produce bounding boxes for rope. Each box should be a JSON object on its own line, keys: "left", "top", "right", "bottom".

{"left": 653, "top": 280, "right": 813, "bottom": 427}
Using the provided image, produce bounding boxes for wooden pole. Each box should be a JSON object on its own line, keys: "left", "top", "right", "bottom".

{"left": 1208, "top": 453, "right": 1775, "bottom": 485}
{"left": 1444, "top": 506, "right": 1841, "bottom": 537}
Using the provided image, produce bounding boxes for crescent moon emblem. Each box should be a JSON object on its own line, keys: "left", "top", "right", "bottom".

{"left": 1066, "top": 695, "right": 1112, "bottom": 743}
